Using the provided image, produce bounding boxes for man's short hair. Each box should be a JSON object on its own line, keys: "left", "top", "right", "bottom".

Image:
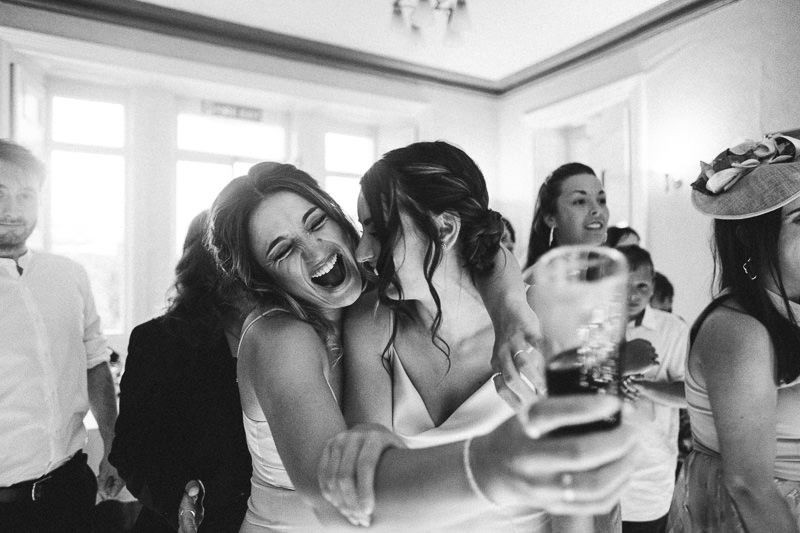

{"left": 0, "top": 139, "right": 46, "bottom": 186}
{"left": 616, "top": 244, "right": 654, "bottom": 274}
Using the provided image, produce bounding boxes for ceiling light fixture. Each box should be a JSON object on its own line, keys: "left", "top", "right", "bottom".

{"left": 392, "top": 0, "right": 469, "bottom": 40}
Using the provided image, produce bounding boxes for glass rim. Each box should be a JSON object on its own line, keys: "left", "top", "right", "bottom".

{"left": 532, "top": 244, "right": 629, "bottom": 282}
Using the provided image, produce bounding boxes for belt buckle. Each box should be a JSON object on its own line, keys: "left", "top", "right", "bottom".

{"left": 31, "top": 475, "right": 51, "bottom": 501}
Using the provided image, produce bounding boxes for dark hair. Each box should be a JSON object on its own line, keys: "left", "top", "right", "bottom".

{"left": 606, "top": 226, "right": 640, "bottom": 248}
{"left": 501, "top": 216, "right": 516, "bottom": 244}
{"left": 208, "top": 162, "right": 360, "bottom": 350}
{"left": 525, "top": 162, "right": 596, "bottom": 269}
{"left": 0, "top": 139, "right": 46, "bottom": 186}
{"left": 360, "top": 140, "right": 504, "bottom": 366}
{"left": 652, "top": 271, "right": 674, "bottom": 302}
{"left": 616, "top": 245, "right": 654, "bottom": 274}
{"left": 713, "top": 211, "right": 800, "bottom": 385}
{"left": 164, "top": 210, "right": 243, "bottom": 346}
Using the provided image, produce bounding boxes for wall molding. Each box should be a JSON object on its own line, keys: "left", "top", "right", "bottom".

{"left": 0, "top": 0, "right": 737, "bottom": 96}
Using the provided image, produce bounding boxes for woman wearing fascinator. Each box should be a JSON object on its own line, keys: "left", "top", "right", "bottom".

{"left": 669, "top": 134, "right": 800, "bottom": 532}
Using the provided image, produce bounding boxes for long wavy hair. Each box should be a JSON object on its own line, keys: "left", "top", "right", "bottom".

{"left": 712, "top": 210, "right": 800, "bottom": 385}
{"left": 163, "top": 210, "right": 243, "bottom": 347}
{"left": 360, "top": 140, "right": 505, "bottom": 368}
{"left": 207, "top": 162, "right": 360, "bottom": 352}
{"left": 525, "top": 162, "right": 597, "bottom": 269}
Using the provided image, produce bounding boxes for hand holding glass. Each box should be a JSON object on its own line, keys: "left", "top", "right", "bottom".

{"left": 528, "top": 245, "right": 629, "bottom": 530}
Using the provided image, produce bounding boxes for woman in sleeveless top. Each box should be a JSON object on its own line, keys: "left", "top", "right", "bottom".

{"left": 179, "top": 155, "right": 636, "bottom": 532}
{"left": 668, "top": 134, "right": 800, "bottom": 532}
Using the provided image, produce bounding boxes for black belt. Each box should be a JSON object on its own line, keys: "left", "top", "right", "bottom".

{"left": 0, "top": 451, "right": 85, "bottom": 503}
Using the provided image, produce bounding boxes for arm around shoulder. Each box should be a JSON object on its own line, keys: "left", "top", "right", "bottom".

{"left": 342, "top": 290, "right": 393, "bottom": 428}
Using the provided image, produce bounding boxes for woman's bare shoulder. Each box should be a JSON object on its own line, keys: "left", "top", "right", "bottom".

{"left": 240, "top": 309, "right": 323, "bottom": 357}
{"left": 693, "top": 301, "right": 773, "bottom": 371}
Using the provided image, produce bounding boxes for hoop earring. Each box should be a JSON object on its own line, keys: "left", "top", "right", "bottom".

{"left": 548, "top": 226, "right": 555, "bottom": 247}
{"left": 742, "top": 257, "right": 758, "bottom": 281}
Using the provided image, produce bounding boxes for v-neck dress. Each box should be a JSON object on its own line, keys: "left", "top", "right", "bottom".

{"left": 389, "top": 347, "right": 549, "bottom": 532}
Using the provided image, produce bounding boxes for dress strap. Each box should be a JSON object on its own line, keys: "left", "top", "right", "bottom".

{"left": 237, "top": 309, "right": 288, "bottom": 357}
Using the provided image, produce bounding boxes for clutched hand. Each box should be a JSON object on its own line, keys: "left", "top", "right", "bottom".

{"left": 620, "top": 338, "right": 659, "bottom": 376}
{"left": 469, "top": 395, "right": 637, "bottom": 515}
{"left": 318, "top": 424, "right": 407, "bottom": 527}
{"left": 490, "top": 303, "right": 546, "bottom": 410}
{"left": 621, "top": 374, "right": 644, "bottom": 402}
{"left": 178, "top": 479, "right": 205, "bottom": 533}
{"left": 97, "top": 455, "right": 125, "bottom": 499}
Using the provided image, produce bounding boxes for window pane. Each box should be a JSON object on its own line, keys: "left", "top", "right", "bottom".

{"left": 325, "top": 133, "right": 375, "bottom": 175}
{"left": 177, "top": 114, "right": 285, "bottom": 160}
{"left": 176, "top": 160, "right": 234, "bottom": 255}
{"left": 50, "top": 150, "right": 125, "bottom": 332}
{"left": 51, "top": 97, "right": 124, "bottom": 148}
{"left": 325, "top": 175, "right": 361, "bottom": 225}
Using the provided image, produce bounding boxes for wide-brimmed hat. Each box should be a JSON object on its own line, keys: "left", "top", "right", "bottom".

{"left": 691, "top": 134, "right": 800, "bottom": 220}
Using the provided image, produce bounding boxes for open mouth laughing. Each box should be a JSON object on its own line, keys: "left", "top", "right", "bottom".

{"left": 310, "top": 253, "right": 347, "bottom": 288}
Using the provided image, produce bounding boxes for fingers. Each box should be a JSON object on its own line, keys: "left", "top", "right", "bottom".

{"left": 334, "top": 433, "right": 367, "bottom": 526}
{"left": 319, "top": 426, "right": 404, "bottom": 527}
{"left": 516, "top": 424, "right": 638, "bottom": 478}
{"left": 178, "top": 480, "right": 205, "bottom": 533}
{"left": 492, "top": 342, "right": 543, "bottom": 408}
{"left": 537, "top": 449, "right": 634, "bottom": 515}
{"left": 522, "top": 395, "right": 622, "bottom": 439}
{"left": 621, "top": 376, "right": 641, "bottom": 402}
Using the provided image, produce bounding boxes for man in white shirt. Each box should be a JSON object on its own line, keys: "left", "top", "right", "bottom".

{"left": 0, "top": 139, "right": 124, "bottom": 532}
{"left": 617, "top": 245, "right": 688, "bottom": 533}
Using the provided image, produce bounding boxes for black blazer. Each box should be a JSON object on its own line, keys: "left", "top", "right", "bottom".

{"left": 110, "top": 317, "right": 251, "bottom": 532}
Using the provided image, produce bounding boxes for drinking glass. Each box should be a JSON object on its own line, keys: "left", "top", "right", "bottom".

{"left": 529, "top": 245, "right": 628, "bottom": 530}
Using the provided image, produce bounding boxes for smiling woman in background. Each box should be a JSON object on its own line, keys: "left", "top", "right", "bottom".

{"left": 523, "top": 162, "right": 609, "bottom": 280}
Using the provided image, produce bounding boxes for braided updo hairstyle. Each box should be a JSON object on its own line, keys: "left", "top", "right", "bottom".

{"left": 360, "top": 140, "right": 504, "bottom": 365}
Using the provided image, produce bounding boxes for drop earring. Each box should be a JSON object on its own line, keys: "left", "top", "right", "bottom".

{"left": 742, "top": 257, "right": 758, "bottom": 281}
{"left": 548, "top": 226, "right": 555, "bottom": 247}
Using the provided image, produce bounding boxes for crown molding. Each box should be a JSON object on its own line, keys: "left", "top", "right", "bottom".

{"left": 0, "top": 0, "right": 738, "bottom": 96}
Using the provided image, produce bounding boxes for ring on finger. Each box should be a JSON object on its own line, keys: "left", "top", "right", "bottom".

{"left": 513, "top": 346, "right": 534, "bottom": 360}
{"left": 179, "top": 509, "right": 196, "bottom": 519}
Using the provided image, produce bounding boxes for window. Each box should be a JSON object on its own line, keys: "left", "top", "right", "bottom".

{"left": 175, "top": 112, "right": 286, "bottom": 254}
{"left": 48, "top": 96, "right": 126, "bottom": 333}
{"left": 324, "top": 132, "right": 375, "bottom": 222}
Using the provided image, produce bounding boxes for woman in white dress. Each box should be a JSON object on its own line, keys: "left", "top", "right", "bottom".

{"left": 179, "top": 155, "right": 635, "bottom": 532}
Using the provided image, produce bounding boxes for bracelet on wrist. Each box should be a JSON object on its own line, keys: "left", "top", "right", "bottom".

{"left": 462, "top": 438, "right": 498, "bottom": 508}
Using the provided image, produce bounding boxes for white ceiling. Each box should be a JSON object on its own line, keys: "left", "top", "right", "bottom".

{"left": 140, "top": 0, "right": 671, "bottom": 83}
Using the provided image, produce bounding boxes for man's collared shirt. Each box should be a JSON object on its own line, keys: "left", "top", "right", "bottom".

{"left": 621, "top": 305, "right": 689, "bottom": 521}
{"left": 0, "top": 250, "right": 109, "bottom": 486}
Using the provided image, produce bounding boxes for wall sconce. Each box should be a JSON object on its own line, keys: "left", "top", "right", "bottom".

{"left": 664, "top": 173, "right": 683, "bottom": 192}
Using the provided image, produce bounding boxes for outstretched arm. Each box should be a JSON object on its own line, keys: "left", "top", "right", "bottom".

{"left": 323, "top": 395, "right": 636, "bottom": 528}
{"left": 242, "top": 315, "right": 636, "bottom": 531}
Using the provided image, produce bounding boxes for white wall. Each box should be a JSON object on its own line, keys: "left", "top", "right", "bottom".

{"left": 497, "top": 0, "right": 800, "bottom": 322}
